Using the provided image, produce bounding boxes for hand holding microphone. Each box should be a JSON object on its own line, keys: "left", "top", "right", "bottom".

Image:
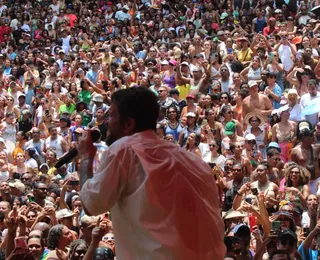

{"left": 55, "top": 129, "right": 100, "bottom": 168}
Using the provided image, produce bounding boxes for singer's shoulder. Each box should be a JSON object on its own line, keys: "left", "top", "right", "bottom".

{"left": 108, "top": 130, "right": 159, "bottom": 153}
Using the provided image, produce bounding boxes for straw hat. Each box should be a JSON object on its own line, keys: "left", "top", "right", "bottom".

{"left": 244, "top": 112, "right": 265, "bottom": 127}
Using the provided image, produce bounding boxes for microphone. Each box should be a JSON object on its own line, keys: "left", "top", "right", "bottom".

{"left": 55, "top": 129, "right": 101, "bottom": 168}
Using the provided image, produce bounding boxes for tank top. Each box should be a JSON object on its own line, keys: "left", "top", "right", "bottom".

{"left": 255, "top": 17, "right": 267, "bottom": 33}
{"left": 2, "top": 123, "right": 16, "bottom": 144}
{"left": 165, "top": 123, "right": 183, "bottom": 142}
{"left": 0, "top": 171, "right": 9, "bottom": 182}
{"left": 248, "top": 67, "right": 261, "bottom": 81}
{"left": 46, "top": 136, "right": 64, "bottom": 158}
{"left": 163, "top": 72, "right": 176, "bottom": 89}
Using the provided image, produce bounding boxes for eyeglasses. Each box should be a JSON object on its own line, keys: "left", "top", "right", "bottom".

{"left": 209, "top": 144, "right": 216, "bottom": 147}
{"left": 301, "top": 72, "right": 309, "bottom": 76}
{"left": 158, "top": 90, "right": 165, "bottom": 93}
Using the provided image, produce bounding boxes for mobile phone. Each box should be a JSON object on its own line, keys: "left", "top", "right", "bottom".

{"left": 15, "top": 237, "right": 28, "bottom": 252}
{"left": 251, "top": 188, "right": 258, "bottom": 195}
{"left": 45, "top": 109, "right": 49, "bottom": 116}
{"left": 28, "top": 196, "right": 34, "bottom": 202}
{"left": 269, "top": 52, "right": 274, "bottom": 61}
{"left": 271, "top": 221, "right": 281, "bottom": 232}
{"left": 248, "top": 215, "right": 256, "bottom": 231}
{"left": 99, "top": 48, "right": 105, "bottom": 52}
{"left": 296, "top": 52, "right": 302, "bottom": 60}
{"left": 69, "top": 180, "right": 79, "bottom": 186}
{"left": 224, "top": 165, "right": 229, "bottom": 172}
{"left": 309, "top": 31, "right": 314, "bottom": 38}
{"left": 227, "top": 48, "right": 233, "bottom": 55}
{"left": 303, "top": 227, "right": 310, "bottom": 236}
{"left": 208, "top": 162, "right": 216, "bottom": 169}
{"left": 245, "top": 197, "right": 252, "bottom": 204}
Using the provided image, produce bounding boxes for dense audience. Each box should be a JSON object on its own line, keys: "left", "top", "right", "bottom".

{"left": 0, "top": 0, "right": 318, "bottom": 259}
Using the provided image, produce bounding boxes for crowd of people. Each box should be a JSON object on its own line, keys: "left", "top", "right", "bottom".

{"left": 0, "top": 0, "right": 318, "bottom": 259}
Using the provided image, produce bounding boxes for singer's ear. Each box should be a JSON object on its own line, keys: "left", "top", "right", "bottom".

{"left": 123, "top": 117, "right": 136, "bottom": 135}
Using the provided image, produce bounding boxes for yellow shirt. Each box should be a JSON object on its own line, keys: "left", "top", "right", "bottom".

{"left": 238, "top": 48, "right": 253, "bottom": 63}
{"left": 175, "top": 84, "right": 190, "bottom": 100}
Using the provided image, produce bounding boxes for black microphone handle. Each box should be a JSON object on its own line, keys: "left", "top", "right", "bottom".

{"left": 54, "top": 129, "right": 101, "bottom": 168}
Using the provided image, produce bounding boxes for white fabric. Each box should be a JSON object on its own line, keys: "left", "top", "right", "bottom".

{"left": 278, "top": 45, "right": 294, "bottom": 72}
{"left": 300, "top": 93, "right": 320, "bottom": 127}
{"left": 81, "top": 130, "right": 226, "bottom": 260}
{"left": 202, "top": 153, "right": 226, "bottom": 170}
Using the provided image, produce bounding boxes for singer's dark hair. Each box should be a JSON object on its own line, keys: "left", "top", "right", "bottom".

{"left": 111, "top": 88, "right": 159, "bottom": 132}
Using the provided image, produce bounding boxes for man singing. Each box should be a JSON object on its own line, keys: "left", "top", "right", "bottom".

{"left": 78, "top": 88, "right": 226, "bottom": 259}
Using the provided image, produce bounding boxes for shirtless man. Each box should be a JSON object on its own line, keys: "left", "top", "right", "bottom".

{"left": 291, "top": 121, "right": 320, "bottom": 194}
{"left": 222, "top": 121, "right": 245, "bottom": 155}
{"left": 242, "top": 80, "right": 273, "bottom": 120}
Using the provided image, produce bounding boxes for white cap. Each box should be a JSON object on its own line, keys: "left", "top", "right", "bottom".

{"left": 186, "top": 112, "right": 196, "bottom": 118}
{"left": 245, "top": 133, "right": 256, "bottom": 141}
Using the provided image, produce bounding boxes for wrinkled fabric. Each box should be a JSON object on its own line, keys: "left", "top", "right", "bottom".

{"left": 81, "top": 130, "right": 225, "bottom": 260}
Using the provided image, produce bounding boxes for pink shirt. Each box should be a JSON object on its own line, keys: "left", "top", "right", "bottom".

{"left": 81, "top": 130, "right": 226, "bottom": 260}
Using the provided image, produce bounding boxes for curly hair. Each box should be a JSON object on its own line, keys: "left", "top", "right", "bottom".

{"left": 47, "top": 224, "right": 64, "bottom": 250}
{"left": 284, "top": 163, "right": 310, "bottom": 187}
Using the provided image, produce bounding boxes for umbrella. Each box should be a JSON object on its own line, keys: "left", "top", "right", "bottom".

{"left": 310, "top": 6, "right": 320, "bottom": 18}
{"left": 301, "top": 97, "right": 320, "bottom": 116}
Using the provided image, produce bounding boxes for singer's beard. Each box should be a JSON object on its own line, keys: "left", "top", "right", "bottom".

{"left": 106, "top": 129, "right": 120, "bottom": 146}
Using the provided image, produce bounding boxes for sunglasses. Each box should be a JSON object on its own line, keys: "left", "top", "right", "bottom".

{"left": 158, "top": 90, "right": 165, "bottom": 93}
{"left": 209, "top": 144, "right": 216, "bottom": 147}
{"left": 247, "top": 140, "right": 256, "bottom": 144}
{"left": 233, "top": 169, "right": 242, "bottom": 172}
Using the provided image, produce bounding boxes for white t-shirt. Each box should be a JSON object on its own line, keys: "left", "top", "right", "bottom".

{"left": 300, "top": 93, "right": 320, "bottom": 127}
{"left": 278, "top": 44, "right": 294, "bottom": 72}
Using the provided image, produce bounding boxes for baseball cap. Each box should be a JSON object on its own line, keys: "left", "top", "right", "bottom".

{"left": 225, "top": 121, "right": 236, "bottom": 135}
{"left": 186, "top": 112, "right": 196, "bottom": 118}
{"left": 279, "top": 229, "right": 297, "bottom": 241}
{"left": 160, "top": 60, "right": 169, "bottom": 65}
{"left": 233, "top": 224, "right": 250, "bottom": 236}
{"left": 248, "top": 80, "right": 258, "bottom": 88}
{"left": 245, "top": 133, "right": 256, "bottom": 141}
{"left": 56, "top": 209, "right": 74, "bottom": 220}
{"left": 181, "top": 61, "right": 189, "bottom": 66}
{"left": 122, "top": 4, "right": 130, "bottom": 10}
{"left": 9, "top": 181, "right": 25, "bottom": 193}
{"left": 220, "top": 12, "right": 228, "bottom": 20}
{"left": 267, "top": 142, "right": 281, "bottom": 152}
{"left": 186, "top": 94, "right": 195, "bottom": 99}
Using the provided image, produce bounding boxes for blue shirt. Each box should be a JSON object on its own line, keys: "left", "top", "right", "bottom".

{"left": 265, "top": 83, "right": 282, "bottom": 109}
{"left": 298, "top": 242, "right": 318, "bottom": 260}
{"left": 86, "top": 69, "right": 98, "bottom": 84}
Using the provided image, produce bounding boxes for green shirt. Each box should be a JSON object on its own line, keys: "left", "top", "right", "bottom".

{"left": 59, "top": 104, "right": 76, "bottom": 115}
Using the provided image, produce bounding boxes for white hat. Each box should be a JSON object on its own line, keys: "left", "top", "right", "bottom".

{"left": 56, "top": 209, "right": 74, "bottom": 220}
{"left": 122, "top": 4, "right": 129, "bottom": 10}
{"left": 245, "top": 133, "right": 256, "bottom": 141}
{"left": 92, "top": 94, "right": 103, "bottom": 103}
{"left": 160, "top": 60, "right": 169, "bottom": 65}
{"left": 248, "top": 80, "right": 258, "bottom": 88}
{"left": 181, "top": 61, "right": 189, "bottom": 66}
{"left": 186, "top": 112, "right": 196, "bottom": 118}
{"left": 285, "top": 88, "right": 300, "bottom": 99}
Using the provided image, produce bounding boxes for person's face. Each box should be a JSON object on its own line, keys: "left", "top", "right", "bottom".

{"left": 277, "top": 237, "right": 296, "bottom": 255}
{"left": 167, "top": 108, "right": 177, "bottom": 119}
{"left": 308, "top": 83, "right": 317, "bottom": 96}
{"left": 72, "top": 243, "right": 87, "bottom": 260}
{"left": 220, "top": 67, "right": 228, "bottom": 76}
{"left": 209, "top": 142, "right": 217, "bottom": 152}
{"left": 289, "top": 167, "right": 300, "bottom": 182}
{"left": 35, "top": 183, "right": 47, "bottom": 199}
{"left": 232, "top": 166, "right": 243, "bottom": 179}
{"left": 158, "top": 88, "right": 167, "bottom": 98}
{"left": 249, "top": 117, "right": 260, "bottom": 127}
{"left": 256, "top": 165, "right": 266, "bottom": 180}
{"left": 0, "top": 201, "right": 9, "bottom": 214}
{"left": 106, "top": 103, "right": 129, "bottom": 146}
{"left": 245, "top": 139, "right": 256, "bottom": 150}
{"left": 233, "top": 73, "right": 241, "bottom": 83}
{"left": 28, "top": 237, "right": 43, "bottom": 258}
{"left": 49, "top": 127, "right": 58, "bottom": 137}
{"left": 26, "top": 211, "right": 37, "bottom": 226}
{"left": 307, "top": 195, "right": 317, "bottom": 209}
{"left": 186, "top": 97, "right": 194, "bottom": 105}
{"left": 73, "top": 200, "right": 82, "bottom": 211}
{"left": 16, "top": 152, "right": 25, "bottom": 161}
{"left": 220, "top": 95, "right": 229, "bottom": 104}
{"left": 186, "top": 116, "right": 196, "bottom": 124}
{"left": 60, "top": 226, "right": 73, "bottom": 248}
{"left": 187, "top": 133, "right": 196, "bottom": 145}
